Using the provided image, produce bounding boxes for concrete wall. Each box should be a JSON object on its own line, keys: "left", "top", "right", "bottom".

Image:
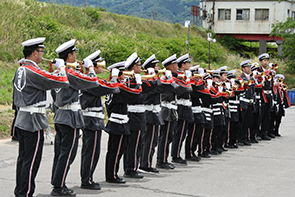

{"left": 203, "top": 1, "right": 295, "bottom": 34}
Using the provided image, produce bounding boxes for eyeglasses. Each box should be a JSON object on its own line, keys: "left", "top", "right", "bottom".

{"left": 37, "top": 50, "right": 45, "bottom": 54}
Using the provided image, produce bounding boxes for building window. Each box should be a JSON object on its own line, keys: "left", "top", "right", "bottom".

{"left": 287, "top": 9, "right": 290, "bottom": 18}
{"left": 218, "top": 9, "right": 231, "bottom": 20}
{"left": 255, "top": 9, "right": 269, "bottom": 20}
{"left": 293, "top": 11, "right": 295, "bottom": 20}
{"left": 236, "top": 9, "right": 250, "bottom": 20}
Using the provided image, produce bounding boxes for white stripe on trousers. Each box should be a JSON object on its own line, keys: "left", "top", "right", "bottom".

{"left": 164, "top": 122, "right": 170, "bottom": 163}
{"left": 209, "top": 129, "right": 213, "bottom": 151}
{"left": 113, "top": 135, "right": 123, "bottom": 179}
{"left": 148, "top": 125, "right": 155, "bottom": 168}
{"left": 189, "top": 123, "right": 196, "bottom": 157}
{"left": 61, "top": 129, "right": 76, "bottom": 187}
{"left": 134, "top": 130, "right": 141, "bottom": 171}
{"left": 200, "top": 128, "right": 205, "bottom": 154}
{"left": 177, "top": 120, "right": 186, "bottom": 157}
{"left": 89, "top": 131, "right": 97, "bottom": 184}
{"left": 227, "top": 121, "right": 230, "bottom": 144}
{"left": 27, "top": 130, "right": 40, "bottom": 197}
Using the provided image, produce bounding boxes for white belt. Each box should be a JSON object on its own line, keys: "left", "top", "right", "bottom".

{"left": 85, "top": 107, "right": 103, "bottom": 112}
{"left": 161, "top": 101, "right": 177, "bottom": 110}
{"left": 109, "top": 113, "right": 129, "bottom": 124}
{"left": 82, "top": 111, "right": 105, "bottom": 119}
{"left": 213, "top": 108, "right": 220, "bottom": 112}
{"left": 19, "top": 106, "right": 46, "bottom": 114}
{"left": 213, "top": 103, "right": 223, "bottom": 107}
{"left": 213, "top": 112, "right": 222, "bottom": 116}
{"left": 177, "top": 99, "right": 192, "bottom": 107}
{"left": 240, "top": 97, "right": 254, "bottom": 103}
{"left": 203, "top": 107, "right": 213, "bottom": 113}
{"left": 59, "top": 103, "right": 81, "bottom": 111}
{"left": 145, "top": 104, "right": 161, "bottom": 113}
{"left": 264, "top": 90, "right": 272, "bottom": 94}
{"left": 229, "top": 100, "right": 239, "bottom": 104}
{"left": 192, "top": 106, "right": 202, "bottom": 113}
{"left": 273, "top": 100, "right": 277, "bottom": 104}
{"left": 229, "top": 105, "right": 237, "bottom": 109}
{"left": 230, "top": 109, "right": 238, "bottom": 112}
{"left": 128, "top": 105, "right": 146, "bottom": 113}
{"left": 256, "top": 95, "right": 261, "bottom": 99}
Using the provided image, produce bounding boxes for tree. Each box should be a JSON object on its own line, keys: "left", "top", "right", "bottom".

{"left": 271, "top": 18, "right": 295, "bottom": 71}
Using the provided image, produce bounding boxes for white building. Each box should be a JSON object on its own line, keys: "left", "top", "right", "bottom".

{"left": 202, "top": 0, "right": 295, "bottom": 53}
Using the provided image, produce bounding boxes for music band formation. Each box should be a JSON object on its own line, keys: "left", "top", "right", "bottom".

{"left": 12, "top": 37, "right": 291, "bottom": 197}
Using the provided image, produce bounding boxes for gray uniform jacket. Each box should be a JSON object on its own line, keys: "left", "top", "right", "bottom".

{"left": 53, "top": 67, "right": 99, "bottom": 129}
{"left": 12, "top": 59, "right": 69, "bottom": 132}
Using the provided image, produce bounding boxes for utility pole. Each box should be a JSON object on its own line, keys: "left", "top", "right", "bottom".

{"left": 185, "top": 21, "right": 190, "bottom": 53}
{"left": 84, "top": 0, "right": 86, "bottom": 7}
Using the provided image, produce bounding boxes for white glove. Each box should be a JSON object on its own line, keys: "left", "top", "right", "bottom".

{"left": 207, "top": 79, "right": 213, "bottom": 87}
{"left": 134, "top": 74, "right": 142, "bottom": 84}
{"left": 111, "top": 68, "right": 119, "bottom": 77}
{"left": 147, "top": 67, "right": 155, "bottom": 75}
{"left": 54, "top": 58, "right": 65, "bottom": 68}
{"left": 18, "top": 58, "right": 25, "bottom": 64}
{"left": 165, "top": 70, "right": 172, "bottom": 78}
{"left": 83, "top": 59, "right": 93, "bottom": 68}
{"left": 198, "top": 68, "right": 204, "bottom": 74}
{"left": 225, "top": 82, "right": 231, "bottom": 90}
{"left": 218, "top": 86, "right": 223, "bottom": 93}
{"left": 185, "top": 70, "right": 192, "bottom": 78}
{"left": 252, "top": 70, "right": 258, "bottom": 77}
{"left": 230, "top": 78, "right": 236, "bottom": 86}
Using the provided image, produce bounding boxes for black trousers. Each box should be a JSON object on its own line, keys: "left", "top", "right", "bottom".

{"left": 140, "top": 124, "right": 159, "bottom": 168}
{"left": 212, "top": 125, "right": 222, "bottom": 150}
{"left": 207, "top": 128, "right": 214, "bottom": 152}
{"left": 185, "top": 123, "right": 202, "bottom": 158}
{"left": 81, "top": 129, "right": 102, "bottom": 185}
{"left": 228, "top": 121, "right": 239, "bottom": 145}
{"left": 124, "top": 130, "right": 142, "bottom": 173}
{"left": 105, "top": 134, "right": 127, "bottom": 180}
{"left": 250, "top": 112, "right": 260, "bottom": 140}
{"left": 239, "top": 105, "right": 253, "bottom": 141}
{"left": 11, "top": 110, "right": 18, "bottom": 139}
{"left": 172, "top": 119, "right": 188, "bottom": 158}
{"left": 15, "top": 129, "right": 44, "bottom": 197}
{"left": 260, "top": 102, "right": 271, "bottom": 137}
{"left": 157, "top": 121, "right": 175, "bottom": 164}
{"left": 274, "top": 115, "right": 282, "bottom": 135}
{"left": 269, "top": 111, "right": 276, "bottom": 136}
{"left": 51, "top": 124, "right": 79, "bottom": 188}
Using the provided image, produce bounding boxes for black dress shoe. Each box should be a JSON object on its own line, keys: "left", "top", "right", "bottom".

{"left": 215, "top": 148, "right": 223, "bottom": 154}
{"left": 172, "top": 157, "right": 187, "bottom": 165}
{"left": 124, "top": 171, "right": 144, "bottom": 178}
{"left": 233, "top": 144, "right": 238, "bottom": 148}
{"left": 236, "top": 141, "right": 244, "bottom": 146}
{"left": 106, "top": 178, "right": 126, "bottom": 184}
{"left": 198, "top": 153, "right": 211, "bottom": 158}
{"left": 156, "top": 162, "right": 174, "bottom": 169}
{"left": 256, "top": 136, "right": 262, "bottom": 141}
{"left": 274, "top": 133, "right": 281, "bottom": 137}
{"left": 186, "top": 156, "right": 201, "bottom": 162}
{"left": 11, "top": 136, "right": 18, "bottom": 141}
{"left": 209, "top": 150, "right": 218, "bottom": 155}
{"left": 242, "top": 140, "right": 251, "bottom": 146}
{"left": 268, "top": 134, "right": 276, "bottom": 138}
{"left": 51, "top": 187, "right": 76, "bottom": 196}
{"left": 261, "top": 135, "right": 271, "bottom": 140}
{"left": 139, "top": 166, "right": 159, "bottom": 173}
{"left": 221, "top": 146, "right": 228, "bottom": 151}
{"left": 81, "top": 183, "right": 101, "bottom": 190}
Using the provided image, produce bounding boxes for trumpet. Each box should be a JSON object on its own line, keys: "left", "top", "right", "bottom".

{"left": 225, "top": 89, "right": 233, "bottom": 96}
{"left": 193, "top": 73, "right": 204, "bottom": 78}
{"left": 177, "top": 74, "right": 185, "bottom": 79}
{"left": 141, "top": 73, "right": 156, "bottom": 80}
{"left": 278, "top": 78, "right": 284, "bottom": 84}
{"left": 155, "top": 68, "right": 166, "bottom": 74}
{"left": 273, "top": 63, "right": 279, "bottom": 69}
{"left": 283, "top": 84, "right": 288, "bottom": 90}
{"left": 266, "top": 75, "right": 272, "bottom": 81}
{"left": 213, "top": 82, "right": 223, "bottom": 87}
{"left": 232, "top": 84, "right": 239, "bottom": 90}
{"left": 257, "top": 72, "right": 265, "bottom": 77}
{"left": 240, "top": 79, "right": 252, "bottom": 87}
{"left": 123, "top": 70, "right": 134, "bottom": 76}
{"left": 205, "top": 69, "right": 214, "bottom": 74}
{"left": 42, "top": 58, "right": 78, "bottom": 69}
{"left": 93, "top": 60, "right": 106, "bottom": 68}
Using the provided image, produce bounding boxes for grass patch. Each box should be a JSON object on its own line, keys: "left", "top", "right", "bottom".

{"left": 0, "top": 109, "right": 14, "bottom": 139}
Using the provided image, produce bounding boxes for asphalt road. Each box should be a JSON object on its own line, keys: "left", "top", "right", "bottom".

{"left": 1, "top": 107, "right": 295, "bottom": 197}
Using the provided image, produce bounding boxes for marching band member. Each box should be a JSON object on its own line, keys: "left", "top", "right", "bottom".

{"left": 238, "top": 60, "right": 256, "bottom": 146}
{"left": 105, "top": 60, "right": 142, "bottom": 183}
{"left": 139, "top": 54, "right": 164, "bottom": 173}
{"left": 51, "top": 39, "right": 99, "bottom": 196}
{"left": 185, "top": 66, "right": 206, "bottom": 161}
{"left": 123, "top": 52, "right": 146, "bottom": 179}
{"left": 257, "top": 53, "right": 272, "bottom": 140}
{"left": 13, "top": 37, "right": 69, "bottom": 197}
{"left": 80, "top": 50, "right": 120, "bottom": 190}
{"left": 172, "top": 53, "right": 193, "bottom": 165}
